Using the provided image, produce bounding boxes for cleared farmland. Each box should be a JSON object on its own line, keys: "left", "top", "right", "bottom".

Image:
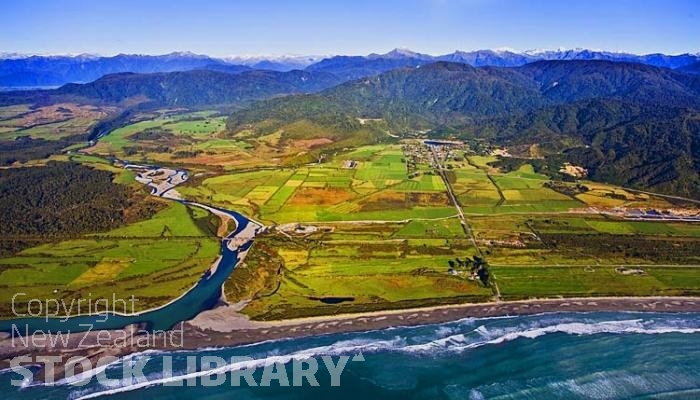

{"left": 0, "top": 202, "right": 221, "bottom": 315}
{"left": 180, "top": 145, "right": 456, "bottom": 223}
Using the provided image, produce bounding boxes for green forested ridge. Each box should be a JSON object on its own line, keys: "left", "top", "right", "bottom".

{"left": 0, "top": 162, "right": 162, "bottom": 255}
{"left": 228, "top": 61, "right": 700, "bottom": 128}
{"left": 517, "top": 60, "right": 700, "bottom": 105}
{"left": 55, "top": 69, "right": 342, "bottom": 107}
{"left": 0, "top": 135, "right": 83, "bottom": 165}
{"left": 466, "top": 100, "right": 700, "bottom": 197}
{"left": 2, "top": 60, "right": 700, "bottom": 197}
{"left": 226, "top": 61, "right": 700, "bottom": 198}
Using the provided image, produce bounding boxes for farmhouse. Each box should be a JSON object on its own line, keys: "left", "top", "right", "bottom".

{"left": 343, "top": 160, "right": 358, "bottom": 169}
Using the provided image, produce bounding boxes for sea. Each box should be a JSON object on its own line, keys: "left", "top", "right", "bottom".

{"left": 2, "top": 311, "right": 699, "bottom": 399}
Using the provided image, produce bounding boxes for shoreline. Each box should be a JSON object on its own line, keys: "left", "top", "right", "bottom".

{"left": 3, "top": 296, "right": 699, "bottom": 383}
{"left": 181, "top": 296, "right": 700, "bottom": 349}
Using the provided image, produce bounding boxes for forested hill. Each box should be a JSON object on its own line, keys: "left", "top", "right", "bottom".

{"left": 4, "top": 48, "right": 696, "bottom": 89}
{"left": 517, "top": 60, "right": 700, "bottom": 105}
{"left": 0, "top": 162, "right": 162, "bottom": 255}
{"left": 227, "top": 60, "right": 700, "bottom": 198}
{"left": 55, "top": 69, "right": 343, "bottom": 107}
{"left": 679, "top": 61, "right": 700, "bottom": 75}
{"left": 227, "top": 61, "right": 700, "bottom": 133}
{"left": 466, "top": 100, "right": 700, "bottom": 198}
{"left": 0, "top": 68, "right": 344, "bottom": 109}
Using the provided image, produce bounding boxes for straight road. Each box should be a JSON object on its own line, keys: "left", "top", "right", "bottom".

{"left": 428, "top": 145, "right": 480, "bottom": 253}
{"left": 428, "top": 144, "right": 502, "bottom": 300}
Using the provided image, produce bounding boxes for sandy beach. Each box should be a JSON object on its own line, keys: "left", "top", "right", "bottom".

{"left": 182, "top": 296, "right": 700, "bottom": 348}
{"left": 2, "top": 296, "right": 700, "bottom": 382}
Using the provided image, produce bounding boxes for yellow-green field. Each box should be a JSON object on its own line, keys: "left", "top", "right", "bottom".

{"left": 0, "top": 202, "right": 221, "bottom": 315}
{"left": 0, "top": 103, "right": 113, "bottom": 140}
{"left": 179, "top": 145, "right": 456, "bottom": 223}
{"left": 179, "top": 143, "right": 683, "bottom": 224}
{"left": 227, "top": 220, "right": 493, "bottom": 320}
{"left": 3, "top": 100, "right": 699, "bottom": 322}
{"left": 229, "top": 212, "right": 700, "bottom": 320}
{"left": 210, "top": 142, "right": 700, "bottom": 319}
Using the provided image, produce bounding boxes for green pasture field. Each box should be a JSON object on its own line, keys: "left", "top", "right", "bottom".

{"left": 0, "top": 202, "right": 221, "bottom": 315}
{"left": 0, "top": 103, "right": 107, "bottom": 141}
{"left": 162, "top": 116, "right": 226, "bottom": 136}
{"left": 0, "top": 118, "right": 99, "bottom": 141}
{"left": 179, "top": 141, "right": 698, "bottom": 226}
{"left": 229, "top": 224, "right": 491, "bottom": 320}
{"left": 182, "top": 144, "right": 459, "bottom": 223}
{"left": 528, "top": 216, "right": 700, "bottom": 237}
{"left": 451, "top": 161, "right": 584, "bottom": 213}
{"left": 0, "top": 104, "right": 32, "bottom": 119}
{"left": 97, "top": 111, "right": 229, "bottom": 157}
{"left": 230, "top": 205, "right": 700, "bottom": 319}
{"left": 495, "top": 265, "right": 700, "bottom": 299}
{"left": 101, "top": 119, "right": 167, "bottom": 149}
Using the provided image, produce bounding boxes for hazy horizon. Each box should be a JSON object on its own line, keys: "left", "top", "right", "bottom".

{"left": 2, "top": 0, "right": 699, "bottom": 57}
{"left": 2, "top": 45, "right": 700, "bottom": 59}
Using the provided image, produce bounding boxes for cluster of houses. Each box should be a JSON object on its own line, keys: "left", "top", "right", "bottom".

{"left": 447, "top": 255, "right": 491, "bottom": 285}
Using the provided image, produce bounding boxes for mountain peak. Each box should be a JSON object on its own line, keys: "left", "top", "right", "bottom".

{"left": 386, "top": 48, "right": 419, "bottom": 57}
{"left": 164, "top": 51, "right": 209, "bottom": 58}
{"left": 368, "top": 48, "right": 432, "bottom": 60}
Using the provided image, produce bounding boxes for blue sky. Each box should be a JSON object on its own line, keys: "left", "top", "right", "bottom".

{"left": 2, "top": 0, "right": 699, "bottom": 56}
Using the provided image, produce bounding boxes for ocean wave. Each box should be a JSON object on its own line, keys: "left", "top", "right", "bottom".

{"left": 47, "top": 349, "right": 167, "bottom": 388}
{"left": 402, "top": 318, "right": 700, "bottom": 354}
{"left": 0, "top": 366, "right": 18, "bottom": 376}
{"left": 544, "top": 370, "right": 700, "bottom": 400}
{"left": 459, "top": 370, "right": 698, "bottom": 400}
{"left": 48, "top": 314, "right": 700, "bottom": 399}
{"left": 70, "top": 337, "right": 405, "bottom": 400}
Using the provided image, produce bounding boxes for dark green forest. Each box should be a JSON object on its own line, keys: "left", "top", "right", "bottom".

{"left": 2, "top": 60, "right": 700, "bottom": 198}
{"left": 226, "top": 61, "right": 700, "bottom": 198}
{"left": 0, "top": 162, "right": 162, "bottom": 255}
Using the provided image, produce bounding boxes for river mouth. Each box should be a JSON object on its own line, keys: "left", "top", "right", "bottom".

{"left": 0, "top": 162, "right": 260, "bottom": 336}
{"left": 308, "top": 296, "right": 355, "bottom": 304}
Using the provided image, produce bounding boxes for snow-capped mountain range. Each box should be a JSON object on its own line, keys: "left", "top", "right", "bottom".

{"left": 223, "top": 54, "right": 329, "bottom": 71}
{"left": 370, "top": 47, "right": 700, "bottom": 69}
{"left": 1, "top": 48, "right": 699, "bottom": 89}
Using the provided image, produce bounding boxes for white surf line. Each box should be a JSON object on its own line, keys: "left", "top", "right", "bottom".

{"left": 401, "top": 319, "right": 700, "bottom": 354}
{"left": 70, "top": 315, "right": 700, "bottom": 399}
{"left": 71, "top": 339, "right": 399, "bottom": 400}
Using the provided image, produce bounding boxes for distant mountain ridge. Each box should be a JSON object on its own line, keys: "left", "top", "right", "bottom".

{"left": 223, "top": 54, "right": 329, "bottom": 71}
{"left": 2, "top": 48, "right": 698, "bottom": 89}
{"left": 0, "top": 52, "right": 251, "bottom": 88}
{"left": 306, "top": 48, "right": 700, "bottom": 80}
{"left": 227, "top": 60, "right": 700, "bottom": 198}
{"left": 55, "top": 69, "right": 343, "bottom": 107}
{"left": 1, "top": 57, "right": 698, "bottom": 197}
